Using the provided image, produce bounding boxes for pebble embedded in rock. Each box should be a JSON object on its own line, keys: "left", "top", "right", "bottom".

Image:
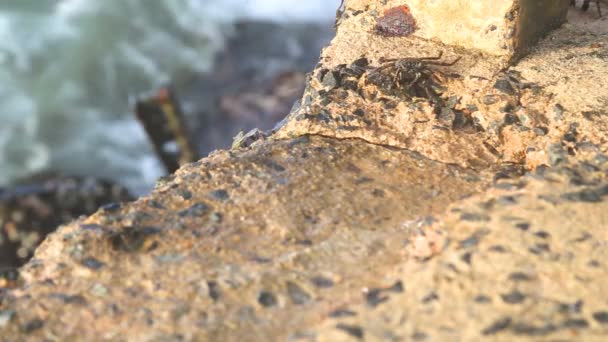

{"left": 175, "top": 188, "right": 193, "bottom": 200}
{"left": 81, "top": 257, "right": 104, "bottom": 270}
{"left": 411, "top": 331, "right": 428, "bottom": 340}
{"left": 493, "top": 78, "right": 516, "bottom": 95}
{"left": 287, "top": 281, "right": 311, "bottom": 305}
{"left": 508, "top": 272, "right": 533, "bottom": 282}
{"left": 593, "top": 312, "right": 608, "bottom": 324}
{"left": 459, "top": 212, "right": 490, "bottom": 222}
{"left": 258, "top": 291, "right": 278, "bottom": 308}
{"left": 207, "top": 281, "right": 220, "bottom": 301}
{"left": 482, "top": 317, "right": 512, "bottom": 335}
{"left": 310, "top": 276, "right": 334, "bottom": 288}
{"left": 21, "top": 318, "right": 44, "bottom": 334}
{"left": 322, "top": 71, "right": 340, "bottom": 89}
{"left": 329, "top": 309, "right": 357, "bottom": 318}
{"left": 501, "top": 290, "right": 526, "bottom": 304}
{"left": 208, "top": 190, "right": 230, "bottom": 201}
{"left": 474, "top": 295, "right": 492, "bottom": 304}
{"left": 178, "top": 202, "right": 210, "bottom": 218}
{"left": 335, "top": 323, "right": 364, "bottom": 339}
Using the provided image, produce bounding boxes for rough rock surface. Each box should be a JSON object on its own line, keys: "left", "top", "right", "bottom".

{"left": 1, "top": 4, "right": 608, "bottom": 342}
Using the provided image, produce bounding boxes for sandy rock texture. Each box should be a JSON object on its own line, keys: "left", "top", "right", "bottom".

{"left": 1, "top": 2, "right": 607, "bottom": 341}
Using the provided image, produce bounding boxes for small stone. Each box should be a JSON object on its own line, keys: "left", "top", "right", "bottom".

{"left": 508, "top": 272, "right": 534, "bottom": 282}
{"left": 365, "top": 288, "right": 388, "bottom": 308}
{"left": 80, "top": 224, "right": 105, "bottom": 232}
{"left": 514, "top": 222, "right": 530, "bottom": 231}
{"left": 148, "top": 200, "right": 165, "bottom": 209}
{"left": 461, "top": 252, "right": 473, "bottom": 264}
{"left": 558, "top": 300, "right": 583, "bottom": 314}
{"left": 81, "top": 257, "right": 104, "bottom": 270}
{"left": 422, "top": 292, "right": 439, "bottom": 303}
{"left": 562, "top": 185, "right": 608, "bottom": 203}
{"left": 109, "top": 226, "right": 161, "bottom": 252}
{"left": 178, "top": 202, "right": 210, "bottom": 217}
{"left": 387, "top": 281, "right": 404, "bottom": 293}
{"left": 494, "top": 79, "right": 516, "bottom": 95}
{"left": 287, "top": 282, "right": 311, "bottom": 305}
{"left": 562, "top": 319, "right": 589, "bottom": 329}
{"left": 482, "top": 317, "right": 512, "bottom": 335}
{"left": 208, "top": 190, "right": 229, "bottom": 201}
{"left": 371, "top": 189, "right": 385, "bottom": 197}
{"left": 503, "top": 113, "right": 520, "bottom": 125}
{"left": 335, "top": 323, "right": 364, "bottom": 339}
{"left": 482, "top": 95, "right": 498, "bottom": 105}
{"left": 460, "top": 212, "right": 490, "bottom": 222}
{"left": 474, "top": 295, "right": 492, "bottom": 303}
{"left": 497, "top": 196, "right": 518, "bottom": 205}
{"left": 553, "top": 104, "right": 565, "bottom": 121}
{"left": 412, "top": 331, "right": 428, "bottom": 340}
{"left": 592, "top": 311, "right": 608, "bottom": 324}
{"left": 534, "top": 126, "right": 549, "bottom": 136}
{"left": 488, "top": 245, "right": 507, "bottom": 253}
{"left": 310, "top": 276, "right": 334, "bottom": 288}
{"left": 528, "top": 243, "right": 550, "bottom": 255}
{"left": 207, "top": 281, "right": 220, "bottom": 301}
{"left": 176, "top": 189, "right": 192, "bottom": 200}
{"left": 511, "top": 323, "right": 557, "bottom": 336}
{"left": 21, "top": 318, "right": 44, "bottom": 333}
{"left": 534, "top": 231, "right": 550, "bottom": 239}
{"left": 501, "top": 290, "right": 526, "bottom": 304}
{"left": 258, "top": 291, "right": 277, "bottom": 307}
{"left": 322, "top": 71, "right": 340, "bottom": 89}
{"left": 459, "top": 229, "right": 490, "bottom": 248}
{"left": 329, "top": 309, "right": 357, "bottom": 318}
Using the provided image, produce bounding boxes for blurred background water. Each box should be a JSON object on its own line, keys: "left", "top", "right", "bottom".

{"left": 0, "top": 0, "right": 336, "bottom": 194}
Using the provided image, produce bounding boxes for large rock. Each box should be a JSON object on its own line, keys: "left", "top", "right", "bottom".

{"left": 1, "top": 2, "right": 608, "bottom": 341}
{"left": 342, "top": 0, "right": 570, "bottom": 59}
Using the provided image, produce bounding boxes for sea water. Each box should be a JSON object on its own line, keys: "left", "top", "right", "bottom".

{"left": 0, "top": 0, "right": 335, "bottom": 194}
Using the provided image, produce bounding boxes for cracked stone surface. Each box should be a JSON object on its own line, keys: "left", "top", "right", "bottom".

{"left": 1, "top": 3, "right": 607, "bottom": 342}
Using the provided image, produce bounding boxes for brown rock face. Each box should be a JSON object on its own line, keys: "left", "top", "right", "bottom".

{"left": 2, "top": 2, "right": 608, "bottom": 341}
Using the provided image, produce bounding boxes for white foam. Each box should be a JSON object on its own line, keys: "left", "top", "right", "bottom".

{"left": 0, "top": 0, "right": 335, "bottom": 194}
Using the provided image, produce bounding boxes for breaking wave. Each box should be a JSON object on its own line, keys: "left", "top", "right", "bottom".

{"left": 0, "top": 0, "right": 335, "bottom": 194}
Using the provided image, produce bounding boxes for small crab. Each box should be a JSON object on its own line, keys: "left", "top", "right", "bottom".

{"left": 571, "top": 0, "right": 603, "bottom": 16}
{"left": 366, "top": 51, "right": 460, "bottom": 101}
